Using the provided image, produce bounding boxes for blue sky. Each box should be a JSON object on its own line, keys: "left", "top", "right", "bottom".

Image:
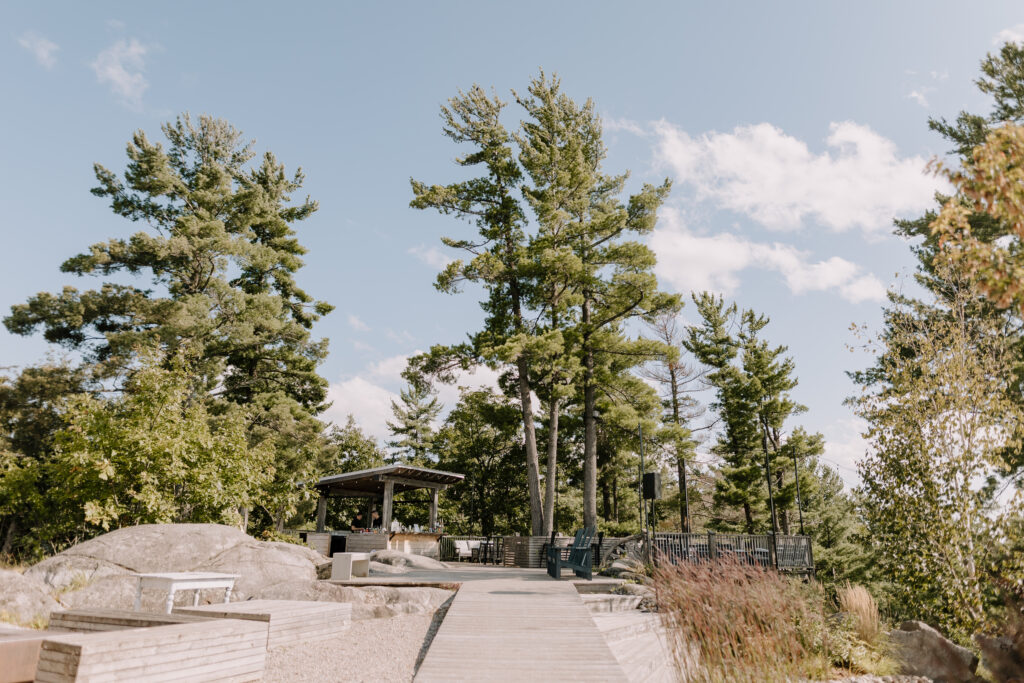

{"left": 3, "top": 2, "right": 1023, "bottom": 486}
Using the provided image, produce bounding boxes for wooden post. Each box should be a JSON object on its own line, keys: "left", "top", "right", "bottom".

{"left": 316, "top": 495, "right": 327, "bottom": 532}
{"left": 429, "top": 488, "right": 439, "bottom": 531}
{"left": 382, "top": 480, "right": 394, "bottom": 532}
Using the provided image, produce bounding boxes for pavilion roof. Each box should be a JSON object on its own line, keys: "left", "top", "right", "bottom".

{"left": 314, "top": 464, "right": 464, "bottom": 497}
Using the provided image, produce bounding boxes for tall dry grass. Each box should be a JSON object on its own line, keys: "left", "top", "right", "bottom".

{"left": 654, "top": 558, "right": 828, "bottom": 682}
{"left": 837, "top": 583, "right": 881, "bottom": 645}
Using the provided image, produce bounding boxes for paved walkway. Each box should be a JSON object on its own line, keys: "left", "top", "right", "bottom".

{"left": 414, "top": 570, "right": 628, "bottom": 682}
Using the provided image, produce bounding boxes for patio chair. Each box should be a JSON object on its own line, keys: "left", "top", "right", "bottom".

{"left": 546, "top": 527, "right": 596, "bottom": 580}
{"left": 452, "top": 540, "right": 473, "bottom": 561}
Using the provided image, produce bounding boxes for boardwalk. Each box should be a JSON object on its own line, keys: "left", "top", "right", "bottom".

{"left": 415, "top": 571, "right": 629, "bottom": 682}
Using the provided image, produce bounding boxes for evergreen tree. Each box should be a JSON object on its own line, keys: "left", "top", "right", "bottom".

{"left": 409, "top": 86, "right": 548, "bottom": 534}
{"left": 640, "top": 313, "right": 705, "bottom": 533}
{"left": 516, "top": 72, "right": 679, "bottom": 529}
{"left": 3, "top": 115, "right": 333, "bottom": 530}
{"left": 687, "top": 294, "right": 765, "bottom": 531}
{"left": 801, "top": 462, "right": 875, "bottom": 587}
{"left": 386, "top": 382, "right": 442, "bottom": 465}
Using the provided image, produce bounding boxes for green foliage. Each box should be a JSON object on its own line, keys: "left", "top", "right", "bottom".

{"left": 42, "top": 348, "right": 271, "bottom": 547}
{"left": 802, "top": 463, "right": 876, "bottom": 588}
{"left": 850, "top": 269, "right": 1021, "bottom": 642}
{"left": 1, "top": 114, "right": 334, "bottom": 549}
{"left": 433, "top": 389, "right": 529, "bottom": 536}
{"left": 687, "top": 293, "right": 821, "bottom": 535}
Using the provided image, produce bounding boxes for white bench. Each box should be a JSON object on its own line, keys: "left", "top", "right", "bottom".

{"left": 133, "top": 572, "right": 239, "bottom": 614}
{"left": 331, "top": 552, "right": 371, "bottom": 580}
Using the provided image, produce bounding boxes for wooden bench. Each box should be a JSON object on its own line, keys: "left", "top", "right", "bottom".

{"left": 49, "top": 608, "right": 212, "bottom": 633}
{"left": 546, "top": 527, "right": 596, "bottom": 581}
{"left": 330, "top": 551, "right": 370, "bottom": 580}
{"left": 34, "top": 618, "right": 268, "bottom": 682}
{"left": 174, "top": 599, "right": 352, "bottom": 649}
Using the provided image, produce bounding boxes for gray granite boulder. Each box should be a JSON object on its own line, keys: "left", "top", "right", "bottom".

{"left": 0, "top": 569, "right": 61, "bottom": 627}
{"left": 889, "top": 620, "right": 979, "bottom": 682}
{"left": 370, "top": 549, "right": 447, "bottom": 570}
{"left": 251, "top": 579, "right": 452, "bottom": 620}
{"left": 25, "top": 523, "right": 320, "bottom": 608}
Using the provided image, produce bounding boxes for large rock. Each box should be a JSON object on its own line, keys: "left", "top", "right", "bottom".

{"left": 370, "top": 549, "right": 447, "bottom": 570}
{"left": 889, "top": 620, "right": 979, "bottom": 682}
{"left": 974, "top": 633, "right": 1024, "bottom": 682}
{"left": 25, "top": 524, "right": 320, "bottom": 608}
{"left": 252, "top": 579, "right": 452, "bottom": 620}
{"left": 0, "top": 570, "right": 61, "bottom": 627}
{"left": 369, "top": 561, "right": 410, "bottom": 575}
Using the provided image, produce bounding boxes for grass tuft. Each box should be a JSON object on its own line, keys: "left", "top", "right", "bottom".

{"left": 654, "top": 558, "right": 829, "bottom": 682}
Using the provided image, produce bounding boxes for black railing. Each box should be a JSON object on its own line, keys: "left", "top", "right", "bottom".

{"left": 438, "top": 535, "right": 503, "bottom": 564}
{"left": 653, "top": 532, "right": 814, "bottom": 575}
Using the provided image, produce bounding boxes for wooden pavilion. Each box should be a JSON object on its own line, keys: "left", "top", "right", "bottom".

{"left": 313, "top": 464, "right": 464, "bottom": 532}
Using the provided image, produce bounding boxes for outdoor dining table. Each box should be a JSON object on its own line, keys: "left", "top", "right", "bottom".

{"left": 133, "top": 572, "right": 240, "bottom": 614}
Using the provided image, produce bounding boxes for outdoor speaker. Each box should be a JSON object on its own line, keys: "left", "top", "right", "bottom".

{"left": 642, "top": 472, "right": 662, "bottom": 500}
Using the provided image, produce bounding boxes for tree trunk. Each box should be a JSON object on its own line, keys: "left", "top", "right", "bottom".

{"left": 1, "top": 517, "right": 16, "bottom": 557}
{"left": 601, "top": 481, "right": 611, "bottom": 520}
{"left": 583, "top": 351, "right": 598, "bottom": 529}
{"left": 542, "top": 397, "right": 560, "bottom": 535}
{"left": 516, "top": 356, "right": 544, "bottom": 535}
{"left": 677, "top": 458, "right": 689, "bottom": 533}
{"left": 743, "top": 501, "right": 754, "bottom": 532}
{"left": 612, "top": 475, "right": 619, "bottom": 521}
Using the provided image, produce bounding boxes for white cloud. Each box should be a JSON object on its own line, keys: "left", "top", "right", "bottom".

{"left": 323, "top": 353, "right": 502, "bottom": 443}
{"left": 994, "top": 24, "right": 1024, "bottom": 45}
{"left": 820, "top": 418, "right": 869, "bottom": 489}
{"left": 17, "top": 31, "right": 58, "bottom": 69}
{"left": 651, "top": 209, "right": 887, "bottom": 303}
{"left": 347, "top": 314, "right": 369, "bottom": 332}
{"left": 91, "top": 38, "right": 149, "bottom": 108}
{"left": 408, "top": 244, "right": 453, "bottom": 270}
{"left": 603, "top": 116, "right": 648, "bottom": 137}
{"left": 653, "top": 120, "right": 939, "bottom": 235}
{"left": 907, "top": 88, "right": 931, "bottom": 108}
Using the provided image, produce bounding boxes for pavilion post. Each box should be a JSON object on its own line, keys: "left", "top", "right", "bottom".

{"left": 382, "top": 480, "right": 394, "bottom": 531}
{"left": 429, "top": 488, "right": 439, "bottom": 531}
{"left": 316, "top": 495, "right": 327, "bottom": 533}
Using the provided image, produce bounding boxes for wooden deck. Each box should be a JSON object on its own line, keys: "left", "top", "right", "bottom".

{"left": 415, "top": 572, "right": 628, "bottom": 682}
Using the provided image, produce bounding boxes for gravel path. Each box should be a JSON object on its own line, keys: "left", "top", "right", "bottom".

{"left": 264, "top": 613, "right": 437, "bottom": 682}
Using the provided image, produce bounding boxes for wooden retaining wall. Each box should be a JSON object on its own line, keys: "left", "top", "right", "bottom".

{"left": 174, "top": 599, "right": 351, "bottom": 649}
{"left": 48, "top": 609, "right": 210, "bottom": 633}
{"left": 34, "top": 618, "right": 268, "bottom": 683}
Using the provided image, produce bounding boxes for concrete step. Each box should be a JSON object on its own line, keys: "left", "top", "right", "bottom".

{"left": 609, "top": 628, "right": 675, "bottom": 683}
{"left": 593, "top": 612, "right": 664, "bottom": 643}
{"left": 581, "top": 593, "right": 643, "bottom": 613}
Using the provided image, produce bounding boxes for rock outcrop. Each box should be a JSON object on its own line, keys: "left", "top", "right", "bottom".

{"left": 0, "top": 569, "right": 61, "bottom": 626}
{"left": 25, "top": 524, "right": 319, "bottom": 611}
{"left": 370, "top": 549, "right": 447, "bottom": 570}
{"left": 889, "top": 620, "right": 979, "bottom": 682}
{"left": 974, "top": 632, "right": 1024, "bottom": 682}
{"left": 251, "top": 579, "right": 453, "bottom": 620}
{"left": 19, "top": 524, "right": 456, "bottom": 619}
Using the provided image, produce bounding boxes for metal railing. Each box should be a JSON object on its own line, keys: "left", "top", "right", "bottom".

{"left": 438, "top": 535, "right": 503, "bottom": 564}
{"left": 653, "top": 532, "right": 814, "bottom": 574}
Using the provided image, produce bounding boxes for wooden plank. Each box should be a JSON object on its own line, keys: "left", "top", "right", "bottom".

{"left": 39, "top": 619, "right": 267, "bottom": 655}
{"left": 415, "top": 575, "right": 628, "bottom": 682}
